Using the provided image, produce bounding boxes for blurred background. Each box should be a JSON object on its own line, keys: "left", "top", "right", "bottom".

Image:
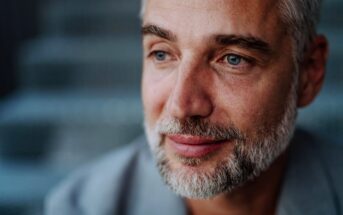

{"left": 0, "top": 0, "right": 342, "bottom": 214}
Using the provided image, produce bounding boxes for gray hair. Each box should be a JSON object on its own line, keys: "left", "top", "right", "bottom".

{"left": 140, "top": 0, "right": 322, "bottom": 62}
{"left": 278, "top": 0, "right": 322, "bottom": 62}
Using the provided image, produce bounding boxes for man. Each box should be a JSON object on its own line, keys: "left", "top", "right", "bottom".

{"left": 46, "top": 0, "right": 343, "bottom": 214}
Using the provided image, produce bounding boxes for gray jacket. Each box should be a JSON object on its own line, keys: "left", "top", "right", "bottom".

{"left": 46, "top": 129, "right": 343, "bottom": 215}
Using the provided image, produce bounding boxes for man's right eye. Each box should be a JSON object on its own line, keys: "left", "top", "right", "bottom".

{"left": 152, "top": 51, "right": 168, "bottom": 61}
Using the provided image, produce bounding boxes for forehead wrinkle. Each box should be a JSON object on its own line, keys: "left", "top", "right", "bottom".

{"left": 157, "top": 0, "right": 226, "bottom": 13}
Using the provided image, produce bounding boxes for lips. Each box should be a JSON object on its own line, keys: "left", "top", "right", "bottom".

{"left": 166, "top": 134, "right": 227, "bottom": 158}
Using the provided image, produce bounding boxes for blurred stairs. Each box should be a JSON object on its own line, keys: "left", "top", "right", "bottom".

{"left": 0, "top": 0, "right": 143, "bottom": 214}
{"left": 0, "top": 0, "right": 342, "bottom": 214}
{"left": 1, "top": 0, "right": 143, "bottom": 164}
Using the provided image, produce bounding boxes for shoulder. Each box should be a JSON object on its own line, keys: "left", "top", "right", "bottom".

{"left": 45, "top": 136, "right": 150, "bottom": 215}
{"left": 278, "top": 129, "right": 343, "bottom": 214}
{"left": 312, "top": 134, "right": 343, "bottom": 200}
{"left": 293, "top": 129, "right": 343, "bottom": 203}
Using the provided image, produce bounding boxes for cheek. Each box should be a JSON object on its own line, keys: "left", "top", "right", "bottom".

{"left": 142, "top": 70, "right": 173, "bottom": 127}
{"left": 217, "top": 69, "right": 294, "bottom": 134}
{"left": 240, "top": 89, "right": 287, "bottom": 131}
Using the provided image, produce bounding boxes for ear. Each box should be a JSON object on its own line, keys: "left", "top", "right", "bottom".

{"left": 297, "top": 35, "right": 329, "bottom": 108}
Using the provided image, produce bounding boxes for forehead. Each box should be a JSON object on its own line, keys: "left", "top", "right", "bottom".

{"left": 143, "top": 0, "right": 286, "bottom": 46}
{"left": 144, "top": 0, "right": 280, "bottom": 16}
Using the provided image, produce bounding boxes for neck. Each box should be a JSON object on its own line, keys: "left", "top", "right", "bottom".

{"left": 186, "top": 151, "right": 288, "bottom": 215}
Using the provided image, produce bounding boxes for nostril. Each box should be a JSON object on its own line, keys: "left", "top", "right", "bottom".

{"left": 168, "top": 92, "right": 213, "bottom": 119}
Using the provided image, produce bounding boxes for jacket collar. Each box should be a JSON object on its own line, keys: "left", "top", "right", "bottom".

{"left": 277, "top": 129, "right": 338, "bottom": 215}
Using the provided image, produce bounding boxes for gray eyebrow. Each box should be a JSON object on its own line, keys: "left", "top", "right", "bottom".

{"left": 142, "top": 24, "right": 272, "bottom": 56}
{"left": 142, "top": 24, "right": 177, "bottom": 42}
{"left": 215, "top": 34, "right": 273, "bottom": 55}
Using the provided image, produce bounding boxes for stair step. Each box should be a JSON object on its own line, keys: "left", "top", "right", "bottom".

{"left": 0, "top": 90, "right": 142, "bottom": 125}
{"left": 318, "top": 29, "right": 343, "bottom": 89}
{"left": 18, "top": 36, "right": 142, "bottom": 90}
{"left": 0, "top": 162, "right": 64, "bottom": 206}
{"left": 320, "top": 0, "right": 343, "bottom": 29}
{"left": 298, "top": 87, "right": 343, "bottom": 139}
{"left": 40, "top": 0, "right": 141, "bottom": 36}
{"left": 0, "top": 90, "right": 143, "bottom": 165}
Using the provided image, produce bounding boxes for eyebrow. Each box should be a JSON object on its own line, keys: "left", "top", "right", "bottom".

{"left": 215, "top": 35, "right": 272, "bottom": 55}
{"left": 142, "top": 24, "right": 272, "bottom": 55}
{"left": 142, "top": 24, "right": 177, "bottom": 42}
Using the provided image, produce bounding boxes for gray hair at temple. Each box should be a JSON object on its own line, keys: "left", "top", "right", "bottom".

{"left": 139, "top": 0, "right": 323, "bottom": 62}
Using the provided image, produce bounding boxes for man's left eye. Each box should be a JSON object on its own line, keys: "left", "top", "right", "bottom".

{"left": 225, "top": 54, "right": 243, "bottom": 66}
{"left": 215, "top": 53, "right": 254, "bottom": 72}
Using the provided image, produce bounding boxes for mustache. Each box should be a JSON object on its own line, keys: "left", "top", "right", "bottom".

{"left": 156, "top": 117, "right": 245, "bottom": 141}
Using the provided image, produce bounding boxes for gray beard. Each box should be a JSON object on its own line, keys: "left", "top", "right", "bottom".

{"left": 144, "top": 77, "right": 298, "bottom": 199}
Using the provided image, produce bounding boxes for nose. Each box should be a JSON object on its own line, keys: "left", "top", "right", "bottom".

{"left": 167, "top": 60, "right": 213, "bottom": 119}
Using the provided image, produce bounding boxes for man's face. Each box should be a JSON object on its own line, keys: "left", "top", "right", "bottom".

{"left": 142, "top": 0, "right": 298, "bottom": 199}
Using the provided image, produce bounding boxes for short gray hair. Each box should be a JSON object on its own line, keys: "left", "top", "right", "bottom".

{"left": 140, "top": 0, "right": 322, "bottom": 62}
{"left": 278, "top": 0, "right": 322, "bottom": 61}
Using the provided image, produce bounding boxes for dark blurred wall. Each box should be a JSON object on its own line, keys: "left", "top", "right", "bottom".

{"left": 0, "top": 0, "right": 39, "bottom": 98}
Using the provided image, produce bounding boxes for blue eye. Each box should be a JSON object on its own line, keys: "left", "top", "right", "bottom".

{"left": 226, "top": 54, "right": 242, "bottom": 65}
{"left": 154, "top": 51, "right": 167, "bottom": 61}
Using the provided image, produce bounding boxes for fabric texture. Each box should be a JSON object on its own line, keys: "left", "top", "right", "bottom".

{"left": 45, "top": 129, "right": 343, "bottom": 215}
